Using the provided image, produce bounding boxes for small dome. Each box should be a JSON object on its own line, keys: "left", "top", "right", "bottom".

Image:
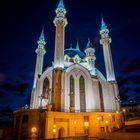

{"left": 64, "top": 48, "right": 85, "bottom": 59}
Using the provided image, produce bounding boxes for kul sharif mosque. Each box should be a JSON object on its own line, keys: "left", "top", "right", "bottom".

{"left": 13, "top": 0, "right": 123, "bottom": 139}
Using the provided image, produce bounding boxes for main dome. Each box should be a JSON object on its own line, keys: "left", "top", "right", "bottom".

{"left": 64, "top": 48, "right": 85, "bottom": 59}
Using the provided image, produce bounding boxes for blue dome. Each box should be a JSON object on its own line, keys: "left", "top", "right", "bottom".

{"left": 64, "top": 48, "right": 85, "bottom": 59}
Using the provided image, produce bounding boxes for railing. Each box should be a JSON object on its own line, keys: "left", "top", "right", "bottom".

{"left": 59, "top": 109, "right": 116, "bottom": 113}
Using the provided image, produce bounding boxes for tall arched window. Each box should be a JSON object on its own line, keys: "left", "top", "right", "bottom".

{"left": 99, "top": 82, "right": 104, "bottom": 111}
{"left": 70, "top": 75, "right": 75, "bottom": 107}
{"left": 42, "top": 77, "right": 49, "bottom": 99}
{"left": 79, "top": 76, "right": 86, "bottom": 111}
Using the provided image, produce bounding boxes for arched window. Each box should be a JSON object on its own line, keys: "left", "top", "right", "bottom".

{"left": 70, "top": 75, "right": 75, "bottom": 107}
{"left": 42, "top": 77, "right": 49, "bottom": 99}
{"left": 79, "top": 76, "right": 86, "bottom": 111}
{"left": 98, "top": 82, "right": 104, "bottom": 111}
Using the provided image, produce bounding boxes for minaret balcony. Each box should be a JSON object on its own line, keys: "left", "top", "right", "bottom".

{"left": 100, "top": 38, "right": 111, "bottom": 45}
{"left": 53, "top": 17, "right": 68, "bottom": 27}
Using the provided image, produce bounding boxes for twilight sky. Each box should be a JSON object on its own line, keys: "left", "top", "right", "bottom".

{"left": 0, "top": 0, "right": 140, "bottom": 112}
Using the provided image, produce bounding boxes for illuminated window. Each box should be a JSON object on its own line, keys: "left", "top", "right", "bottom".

{"left": 70, "top": 75, "right": 75, "bottom": 107}
{"left": 79, "top": 76, "right": 86, "bottom": 111}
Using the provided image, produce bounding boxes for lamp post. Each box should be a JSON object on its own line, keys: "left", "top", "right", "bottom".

{"left": 122, "top": 109, "right": 126, "bottom": 122}
{"left": 74, "top": 120, "right": 77, "bottom": 136}
{"left": 116, "top": 111, "right": 121, "bottom": 128}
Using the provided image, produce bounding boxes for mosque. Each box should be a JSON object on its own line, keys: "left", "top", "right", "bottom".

{"left": 13, "top": 0, "right": 123, "bottom": 139}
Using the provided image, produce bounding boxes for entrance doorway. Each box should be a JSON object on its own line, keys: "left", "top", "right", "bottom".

{"left": 58, "top": 127, "right": 65, "bottom": 138}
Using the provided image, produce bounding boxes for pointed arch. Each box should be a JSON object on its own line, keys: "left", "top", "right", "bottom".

{"left": 98, "top": 81, "right": 104, "bottom": 111}
{"left": 70, "top": 75, "right": 75, "bottom": 107}
{"left": 42, "top": 77, "right": 50, "bottom": 99}
{"left": 79, "top": 75, "right": 86, "bottom": 111}
{"left": 58, "top": 127, "right": 65, "bottom": 138}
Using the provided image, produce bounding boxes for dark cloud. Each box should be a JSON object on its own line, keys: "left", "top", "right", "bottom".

{"left": 0, "top": 106, "right": 13, "bottom": 121}
{"left": 117, "top": 57, "right": 140, "bottom": 104}
{"left": 2, "top": 82, "right": 29, "bottom": 95}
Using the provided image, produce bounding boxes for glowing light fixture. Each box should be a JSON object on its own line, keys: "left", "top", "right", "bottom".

{"left": 116, "top": 111, "right": 119, "bottom": 114}
{"left": 53, "top": 128, "right": 56, "bottom": 133}
{"left": 84, "top": 121, "right": 89, "bottom": 127}
{"left": 53, "top": 124, "right": 56, "bottom": 128}
{"left": 105, "top": 120, "right": 109, "bottom": 124}
{"left": 122, "top": 109, "right": 126, "bottom": 112}
{"left": 108, "top": 114, "right": 111, "bottom": 117}
{"left": 97, "top": 116, "right": 101, "bottom": 121}
{"left": 31, "top": 127, "right": 37, "bottom": 133}
{"left": 74, "top": 120, "right": 77, "bottom": 125}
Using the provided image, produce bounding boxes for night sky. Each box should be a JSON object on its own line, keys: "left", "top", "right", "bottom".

{"left": 0, "top": 0, "right": 140, "bottom": 115}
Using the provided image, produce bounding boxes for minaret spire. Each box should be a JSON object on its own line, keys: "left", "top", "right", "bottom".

{"left": 39, "top": 27, "right": 45, "bottom": 41}
{"left": 76, "top": 41, "right": 80, "bottom": 50}
{"left": 100, "top": 18, "right": 115, "bottom": 81}
{"left": 58, "top": 0, "right": 64, "bottom": 8}
{"left": 101, "top": 16, "right": 107, "bottom": 30}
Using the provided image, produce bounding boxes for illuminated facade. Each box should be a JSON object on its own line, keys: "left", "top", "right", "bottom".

{"left": 13, "top": 0, "right": 123, "bottom": 139}
{"left": 30, "top": 0, "right": 120, "bottom": 112}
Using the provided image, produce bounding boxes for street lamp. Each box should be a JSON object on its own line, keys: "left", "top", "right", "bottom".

{"left": 122, "top": 108, "right": 126, "bottom": 121}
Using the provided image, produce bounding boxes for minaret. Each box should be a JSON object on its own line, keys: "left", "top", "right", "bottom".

{"left": 33, "top": 29, "right": 46, "bottom": 88}
{"left": 51, "top": 0, "right": 67, "bottom": 111}
{"left": 53, "top": 0, "right": 68, "bottom": 69}
{"left": 100, "top": 18, "right": 115, "bottom": 81}
{"left": 85, "top": 38, "right": 96, "bottom": 75}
